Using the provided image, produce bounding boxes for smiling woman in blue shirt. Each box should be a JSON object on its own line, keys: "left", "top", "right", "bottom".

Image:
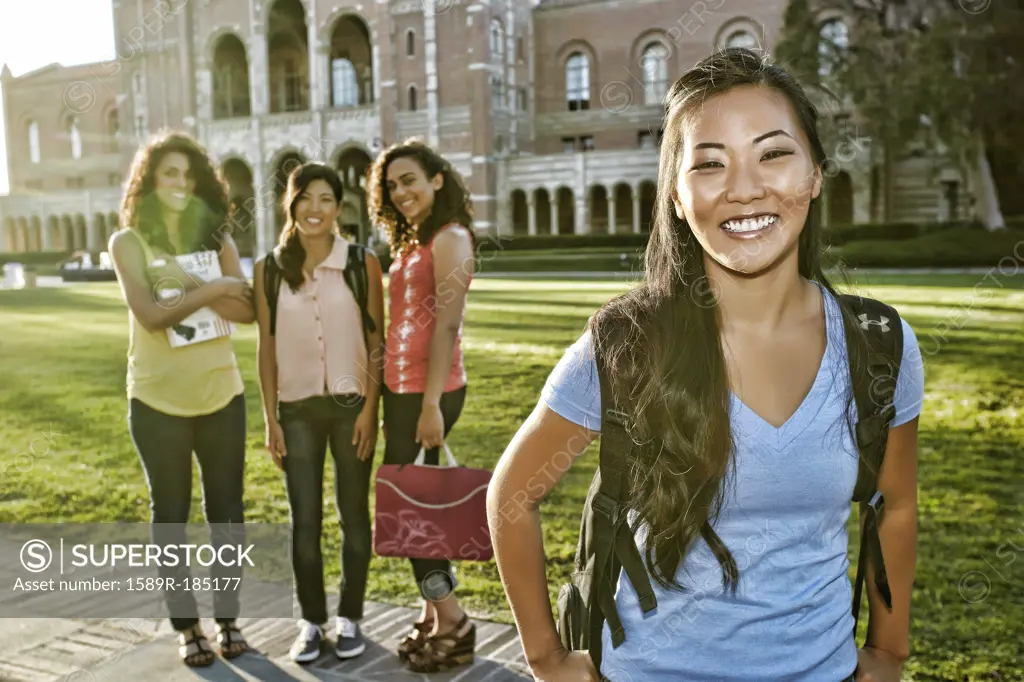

{"left": 487, "top": 48, "right": 924, "bottom": 682}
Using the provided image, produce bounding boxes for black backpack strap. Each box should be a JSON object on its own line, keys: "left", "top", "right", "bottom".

{"left": 344, "top": 243, "right": 376, "bottom": 342}
{"left": 592, "top": 345, "right": 657, "bottom": 661}
{"left": 263, "top": 249, "right": 282, "bottom": 337}
{"left": 840, "top": 294, "right": 903, "bottom": 639}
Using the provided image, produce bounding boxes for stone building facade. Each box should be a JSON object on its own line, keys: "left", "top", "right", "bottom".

{"left": 1, "top": 0, "right": 970, "bottom": 257}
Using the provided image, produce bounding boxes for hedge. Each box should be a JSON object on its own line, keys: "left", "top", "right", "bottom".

{"left": 0, "top": 251, "right": 73, "bottom": 267}
{"left": 475, "top": 228, "right": 1024, "bottom": 272}
{"left": 829, "top": 228, "right": 1024, "bottom": 268}
{"left": 471, "top": 217, "right": 1024, "bottom": 253}
{"left": 476, "top": 233, "right": 650, "bottom": 252}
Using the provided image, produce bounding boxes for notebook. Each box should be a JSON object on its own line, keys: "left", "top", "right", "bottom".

{"left": 153, "top": 250, "right": 234, "bottom": 348}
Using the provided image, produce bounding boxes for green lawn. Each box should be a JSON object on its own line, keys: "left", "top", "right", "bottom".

{"left": 1, "top": 274, "right": 1022, "bottom": 681}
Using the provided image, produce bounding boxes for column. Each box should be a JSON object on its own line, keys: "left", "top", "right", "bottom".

{"left": 249, "top": 36, "right": 268, "bottom": 115}
{"left": 575, "top": 196, "right": 586, "bottom": 235}
{"left": 371, "top": 21, "right": 381, "bottom": 104}
{"left": 307, "top": 7, "right": 327, "bottom": 111}
{"left": 505, "top": 1, "right": 517, "bottom": 153}
{"left": 632, "top": 187, "right": 641, "bottom": 233}
{"left": 254, "top": 160, "right": 272, "bottom": 257}
{"left": 87, "top": 215, "right": 102, "bottom": 251}
{"left": 195, "top": 65, "right": 213, "bottom": 121}
{"left": 553, "top": 188, "right": 561, "bottom": 235}
{"left": 41, "top": 217, "right": 53, "bottom": 251}
{"left": 608, "top": 194, "right": 616, "bottom": 234}
{"left": 84, "top": 191, "right": 94, "bottom": 249}
{"left": 527, "top": 192, "right": 536, "bottom": 235}
{"left": 248, "top": 0, "right": 268, "bottom": 117}
{"left": 424, "top": 2, "right": 439, "bottom": 147}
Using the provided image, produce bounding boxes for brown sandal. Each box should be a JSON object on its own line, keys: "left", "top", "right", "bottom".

{"left": 405, "top": 614, "right": 475, "bottom": 673}
{"left": 216, "top": 620, "right": 249, "bottom": 659}
{"left": 397, "top": 618, "right": 433, "bottom": 662}
{"left": 178, "top": 627, "right": 215, "bottom": 668}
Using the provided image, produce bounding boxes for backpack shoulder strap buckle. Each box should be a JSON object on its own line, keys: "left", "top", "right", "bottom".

{"left": 604, "top": 408, "right": 629, "bottom": 428}
{"left": 591, "top": 491, "right": 621, "bottom": 526}
{"left": 867, "top": 490, "right": 884, "bottom": 514}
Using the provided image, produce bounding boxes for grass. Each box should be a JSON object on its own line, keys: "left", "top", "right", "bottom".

{"left": 1, "top": 274, "right": 1022, "bottom": 681}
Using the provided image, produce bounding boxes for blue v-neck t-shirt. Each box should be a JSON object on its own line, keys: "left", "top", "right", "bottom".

{"left": 540, "top": 287, "right": 925, "bottom": 682}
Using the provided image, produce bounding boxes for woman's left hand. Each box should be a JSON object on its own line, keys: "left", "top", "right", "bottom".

{"left": 415, "top": 403, "right": 445, "bottom": 450}
{"left": 855, "top": 646, "right": 904, "bottom": 682}
{"left": 352, "top": 407, "right": 378, "bottom": 462}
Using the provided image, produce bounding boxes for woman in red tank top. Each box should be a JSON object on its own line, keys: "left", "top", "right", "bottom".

{"left": 366, "top": 139, "right": 477, "bottom": 672}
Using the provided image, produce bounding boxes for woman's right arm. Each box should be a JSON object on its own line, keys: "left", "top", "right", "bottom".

{"left": 108, "top": 229, "right": 230, "bottom": 333}
{"left": 487, "top": 402, "right": 600, "bottom": 680}
{"left": 253, "top": 258, "right": 279, "bottom": 430}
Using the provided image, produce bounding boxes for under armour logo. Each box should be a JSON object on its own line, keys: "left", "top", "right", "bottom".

{"left": 858, "top": 314, "right": 890, "bottom": 332}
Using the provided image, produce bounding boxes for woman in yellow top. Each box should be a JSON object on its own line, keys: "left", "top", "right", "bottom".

{"left": 109, "top": 131, "right": 255, "bottom": 668}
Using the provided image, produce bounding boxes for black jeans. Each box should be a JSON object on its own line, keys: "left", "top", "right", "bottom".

{"left": 382, "top": 384, "right": 467, "bottom": 601}
{"left": 279, "top": 394, "right": 372, "bottom": 624}
{"left": 128, "top": 393, "right": 247, "bottom": 632}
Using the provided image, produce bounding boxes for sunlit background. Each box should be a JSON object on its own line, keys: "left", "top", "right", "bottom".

{"left": 0, "top": 0, "right": 115, "bottom": 194}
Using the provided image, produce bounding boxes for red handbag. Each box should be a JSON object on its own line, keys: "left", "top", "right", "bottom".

{"left": 373, "top": 444, "right": 494, "bottom": 561}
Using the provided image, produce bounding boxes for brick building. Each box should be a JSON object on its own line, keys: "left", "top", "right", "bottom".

{"left": 0, "top": 0, "right": 968, "bottom": 257}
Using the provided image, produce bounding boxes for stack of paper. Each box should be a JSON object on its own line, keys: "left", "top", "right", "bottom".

{"left": 155, "top": 250, "right": 234, "bottom": 348}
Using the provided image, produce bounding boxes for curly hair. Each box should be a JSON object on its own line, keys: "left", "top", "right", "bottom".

{"left": 119, "top": 129, "right": 230, "bottom": 255}
{"left": 365, "top": 138, "right": 475, "bottom": 255}
{"left": 274, "top": 161, "right": 345, "bottom": 293}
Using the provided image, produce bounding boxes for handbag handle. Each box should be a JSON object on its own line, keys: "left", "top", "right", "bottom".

{"left": 413, "top": 443, "right": 459, "bottom": 468}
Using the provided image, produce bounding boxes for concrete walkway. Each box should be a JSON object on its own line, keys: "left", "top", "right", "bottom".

{"left": 0, "top": 603, "right": 531, "bottom": 682}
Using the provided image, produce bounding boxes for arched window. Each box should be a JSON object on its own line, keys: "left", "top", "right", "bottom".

{"left": 818, "top": 18, "right": 849, "bottom": 78}
{"left": 27, "top": 120, "right": 40, "bottom": 164}
{"left": 725, "top": 30, "right": 758, "bottom": 50}
{"left": 490, "top": 20, "right": 504, "bottom": 61}
{"left": 408, "top": 84, "right": 418, "bottom": 111}
{"left": 107, "top": 109, "right": 119, "bottom": 152}
{"left": 641, "top": 43, "right": 669, "bottom": 106}
{"left": 406, "top": 29, "right": 415, "bottom": 57}
{"left": 68, "top": 116, "right": 82, "bottom": 160}
{"left": 331, "top": 58, "right": 359, "bottom": 107}
{"left": 565, "top": 52, "right": 589, "bottom": 111}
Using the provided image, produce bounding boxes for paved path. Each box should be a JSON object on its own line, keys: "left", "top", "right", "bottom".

{"left": 0, "top": 604, "right": 532, "bottom": 682}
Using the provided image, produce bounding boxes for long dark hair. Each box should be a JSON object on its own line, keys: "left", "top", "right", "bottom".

{"left": 274, "top": 161, "right": 345, "bottom": 292}
{"left": 365, "top": 138, "right": 475, "bottom": 256}
{"left": 120, "top": 130, "right": 230, "bottom": 254}
{"left": 590, "top": 48, "right": 873, "bottom": 593}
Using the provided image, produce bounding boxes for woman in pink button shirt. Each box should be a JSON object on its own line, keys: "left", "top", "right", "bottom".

{"left": 366, "top": 139, "right": 477, "bottom": 673}
{"left": 254, "top": 162, "right": 385, "bottom": 665}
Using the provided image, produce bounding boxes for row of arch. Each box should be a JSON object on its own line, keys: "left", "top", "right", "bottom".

{"left": 3, "top": 213, "right": 120, "bottom": 253}
{"left": 506, "top": 171, "right": 854, "bottom": 236}
{"left": 3, "top": 142, "right": 376, "bottom": 256}
{"left": 1, "top": 170, "right": 855, "bottom": 253}
{"left": 211, "top": 0, "right": 373, "bottom": 118}
{"left": 509, "top": 182, "right": 657, "bottom": 235}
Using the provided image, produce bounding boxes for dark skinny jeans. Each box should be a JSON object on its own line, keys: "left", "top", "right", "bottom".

{"left": 279, "top": 394, "right": 372, "bottom": 624}
{"left": 128, "top": 393, "right": 247, "bottom": 632}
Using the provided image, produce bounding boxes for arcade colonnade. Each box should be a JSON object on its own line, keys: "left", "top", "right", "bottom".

{"left": 507, "top": 180, "right": 657, "bottom": 235}
{"left": 1, "top": 209, "right": 119, "bottom": 254}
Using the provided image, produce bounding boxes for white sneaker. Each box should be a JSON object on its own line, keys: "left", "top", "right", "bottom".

{"left": 289, "top": 619, "right": 324, "bottom": 664}
{"left": 335, "top": 616, "right": 366, "bottom": 659}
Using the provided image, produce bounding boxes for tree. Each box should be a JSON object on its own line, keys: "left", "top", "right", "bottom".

{"left": 776, "top": 0, "right": 1024, "bottom": 228}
